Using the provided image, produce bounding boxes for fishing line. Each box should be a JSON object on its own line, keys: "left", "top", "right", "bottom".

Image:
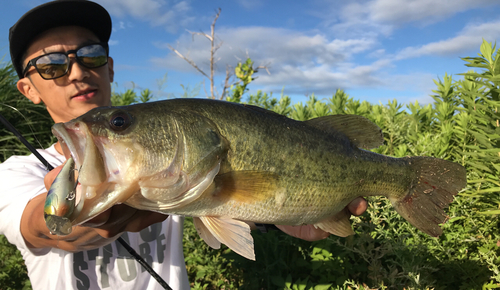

{"left": 0, "top": 112, "right": 172, "bottom": 290}
{"left": 0, "top": 112, "right": 53, "bottom": 170}
{"left": 0, "top": 103, "right": 47, "bottom": 150}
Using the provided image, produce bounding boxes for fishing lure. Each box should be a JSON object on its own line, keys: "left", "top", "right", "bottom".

{"left": 44, "top": 156, "right": 78, "bottom": 235}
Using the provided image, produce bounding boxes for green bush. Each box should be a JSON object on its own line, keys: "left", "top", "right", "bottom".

{"left": 2, "top": 41, "right": 500, "bottom": 290}
{"left": 0, "top": 64, "right": 56, "bottom": 161}
{"left": 0, "top": 235, "right": 30, "bottom": 290}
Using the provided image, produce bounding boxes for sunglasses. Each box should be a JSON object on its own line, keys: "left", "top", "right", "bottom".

{"left": 22, "top": 43, "right": 109, "bottom": 80}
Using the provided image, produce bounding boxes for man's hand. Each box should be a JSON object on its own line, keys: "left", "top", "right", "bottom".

{"left": 276, "top": 197, "right": 368, "bottom": 241}
{"left": 20, "top": 162, "right": 167, "bottom": 252}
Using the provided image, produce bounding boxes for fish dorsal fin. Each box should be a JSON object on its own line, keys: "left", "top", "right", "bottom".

{"left": 194, "top": 216, "right": 255, "bottom": 260}
{"left": 243, "top": 104, "right": 287, "bottom": 119}
{"left": 305, "top": 115, "right": 384, "bottom": 149}
{"left": 314, "top": 208, "right": 355, "bottom": 237}
{"left": 211, "top": 171, "right": 280, "bottom": 204}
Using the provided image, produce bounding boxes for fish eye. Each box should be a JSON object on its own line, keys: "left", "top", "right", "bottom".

{"left": 109, "top": 111, "right": 132, "bottom": 131}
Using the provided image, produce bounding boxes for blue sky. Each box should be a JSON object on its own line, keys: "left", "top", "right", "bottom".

{"left": 2, "top": 0, "right": 500, "bottom": 105}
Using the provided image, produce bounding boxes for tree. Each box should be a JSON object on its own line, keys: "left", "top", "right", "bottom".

{"left": 168, "top": 8, "right": 268, "bottom": 100}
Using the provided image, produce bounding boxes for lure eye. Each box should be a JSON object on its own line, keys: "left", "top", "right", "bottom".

{"left": 109, "top": 111, "right": 132, "bottom": 131}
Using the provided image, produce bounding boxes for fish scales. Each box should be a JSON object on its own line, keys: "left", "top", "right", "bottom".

{"left": 49, "top": 98, "right": 467, "bottom": 260}
{"left": 161, "top": 100, "right": 411, "bottom": 221}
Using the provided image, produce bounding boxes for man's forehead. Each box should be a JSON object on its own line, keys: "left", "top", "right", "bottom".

{"left": 26, "top": 26, "right": 100, "bottom": 55}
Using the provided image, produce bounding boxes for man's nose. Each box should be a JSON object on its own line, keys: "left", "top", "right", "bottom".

{"left": 66, "top": 56, "right": 90, "bottom": 81}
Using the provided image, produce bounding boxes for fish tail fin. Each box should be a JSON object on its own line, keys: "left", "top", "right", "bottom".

{"left": 389, "top": 157, "right": 467, "bottom": 237}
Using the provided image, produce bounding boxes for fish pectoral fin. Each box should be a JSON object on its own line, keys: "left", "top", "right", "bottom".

{"left": 196, "top": 216, "right": 255, "bottom": 261}
{"left": 305, "top": 115, "right": 384, "bottom": 150}
{"left": 314, "top": 208, "right": 355, "bottom": 237}
{"left": 211, "top": 171, "right": 280, "bottom": 204}
{"left": 193, "top": 217, "right": 221, "bottom": 249}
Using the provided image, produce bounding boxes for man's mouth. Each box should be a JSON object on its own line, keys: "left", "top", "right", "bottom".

{"left": 72, "top": 89, "right": 97, "bottom": 101}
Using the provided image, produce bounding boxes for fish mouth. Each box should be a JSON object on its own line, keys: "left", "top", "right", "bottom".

{"left": 52, "top": 122, "right": 85, "bottom": 168}
{"left": 51, "top": 121, "right": 137, "bottom": 226}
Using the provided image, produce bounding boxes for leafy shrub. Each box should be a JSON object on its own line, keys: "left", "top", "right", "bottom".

{"left": 0, "top": 235, "right": 30, "bottom": 290}
{"left": 2, "top": 41, "right": 500, "bottom": 290}
{"left": 0, "top": 64, "right": 55, "bottom": 162}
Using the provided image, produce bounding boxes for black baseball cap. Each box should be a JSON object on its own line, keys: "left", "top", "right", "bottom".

{"left": 9, "top": 0, "right": 112, "bottom": 79}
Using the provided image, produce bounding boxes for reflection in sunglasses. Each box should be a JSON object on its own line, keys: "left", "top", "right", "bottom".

{"left": 23, "top": 43, "right": 109, "bottom": 80}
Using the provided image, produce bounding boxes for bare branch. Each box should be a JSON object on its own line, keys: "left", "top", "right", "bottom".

{"left": 214, "top": 41, "right": 224, "bottom": 53}
{"left": 256, "top": 64, "right": 271, "bottom": 75}
{"left": 220, "top": 65, "right": 232, "bottom": 100}
{"left": 208, "top": 8, "right": 221, "bottom": 99}
{"left": 167, "top": 8, "right": 223, "bottom": 99}
{"left": 202, "top": 79, "right": 210, "bottom": 98}
{"left": 186, "top": 30, "right": 212, "bottom": 42}
{"left": 167, "top": 45, "right": 209, "bottom": 79}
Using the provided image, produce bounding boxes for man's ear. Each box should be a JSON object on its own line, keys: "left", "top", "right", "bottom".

{"left": 17, "top": 78, "right": 41, "bottom": 104}
{"left": 107, "top": 57, "right": 114, "bottom": 83}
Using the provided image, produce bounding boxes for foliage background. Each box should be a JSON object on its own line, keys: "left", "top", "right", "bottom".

{"left": 0, "top": 41, "right": 499, "bottom": 289}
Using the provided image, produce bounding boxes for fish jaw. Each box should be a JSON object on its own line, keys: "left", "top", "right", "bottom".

{"left": 51, "top": 121, "right": 141, "bottom": 226}
{"left": 52, "top": 122, "right": 84, "bottom": 166}
{"left": 52, "top": 121, "right": 108, "bottom": 191}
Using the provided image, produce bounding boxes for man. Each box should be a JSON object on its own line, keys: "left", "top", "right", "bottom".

{"left": 0, "top": 1, "right": 367, "bottom": 289}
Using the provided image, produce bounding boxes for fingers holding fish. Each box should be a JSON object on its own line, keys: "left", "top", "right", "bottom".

{"left": 347, "top": 197, "right": 368, "bottom": 216}
{"left": 275, "top": 224, "right": 330, "bottom": 241}
{"left": 22, "top": 193, "right": 123, "bottom": 252}
{"left": 276, "top": 196, "right": 368, "bottom": 241}
{"left": 85, "top": 204, "right": 168, "bottom": 239}
{"left": 42, "top": 159, "right": 166, "bottom": 245}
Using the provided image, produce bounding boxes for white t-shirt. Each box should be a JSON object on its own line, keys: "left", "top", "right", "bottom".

{"left": 0, "top": 145, "right": 190, "bottom": 290}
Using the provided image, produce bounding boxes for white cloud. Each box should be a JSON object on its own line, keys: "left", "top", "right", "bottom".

{"left": 107, "top": 0, "right": 500, "bottom": 102}
{"left": 322, "top": 0, "right": 499, "bottom": 38}
{"left": 387, "top": 72, "right": 436, "bottom": 93}
{"left": 368, "top": 0, "right": 498, "bottom": 25}
{"left": 236, "top": 0, "right": 264, "bottom": 10}
{"left": 152, "top": 26, "right": 383, "bottom": 95}
{"left": 154, "top": 26, "right": 376, "bottom": 69}
{"left": 95, "top": 0, "right": 195, "bottom": 33}
{"left": 97, "top": 0, "right": 162, "bottom": 18}
{"left": 395, "top": 20, "right": 500, "bottom": 60}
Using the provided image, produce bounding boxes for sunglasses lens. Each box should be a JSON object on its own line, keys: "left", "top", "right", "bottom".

{"left": 76, "top": 44, "right": 108, "bottom": 68}
{"left": 35, "top": 54, "right": 68, "bottom": 79}
{"left": 30, "top": 44, "right": 108, "bottom": 80}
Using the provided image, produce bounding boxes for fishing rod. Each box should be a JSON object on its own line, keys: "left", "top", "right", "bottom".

{"left": 0, "top": 112, "right": 172, "bottom": 290}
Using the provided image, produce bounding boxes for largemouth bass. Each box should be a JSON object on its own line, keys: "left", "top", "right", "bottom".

{"left": 50, "top": 99, "right": 467, "bottom": 260}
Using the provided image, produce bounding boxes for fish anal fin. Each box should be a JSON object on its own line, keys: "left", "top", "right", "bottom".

{"left": 211, "top": 171, "right": 280, "bottom": 204}
{"left": 198, "top": 216, "right": 255, "bottom": 260}
{"left": 305, "top": 115, "right": 383, "bottom": 149}
{"left": 193, "top": 217, "right": 221, "bottom": 249}
{"left": 314, "top": 208, "right": 355, "bottom": 237}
